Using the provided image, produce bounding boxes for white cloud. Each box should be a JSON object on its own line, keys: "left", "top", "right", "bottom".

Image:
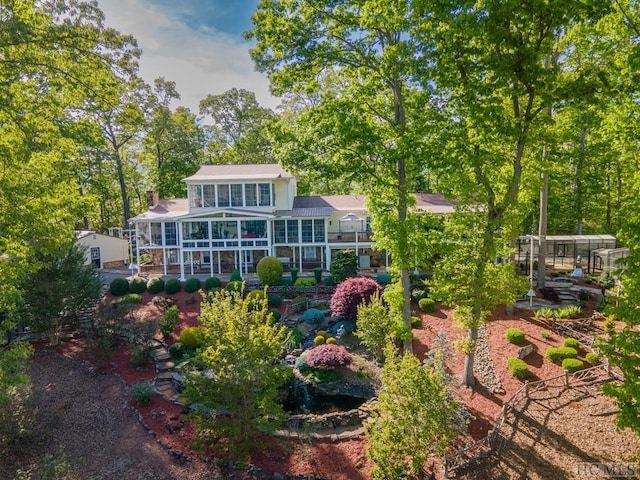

{"left": 96, "top": 0, "right": 280, "bottom": 113}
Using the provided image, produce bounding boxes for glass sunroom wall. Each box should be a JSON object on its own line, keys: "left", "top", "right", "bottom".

{"left": 183, "top": 221, "right": 209, "bottom": 240}
{"left": 188, "top": 185, "right": 202, "bottom": 208}
{"left": 150, "top": 223, "right": 162, "bottom": 245}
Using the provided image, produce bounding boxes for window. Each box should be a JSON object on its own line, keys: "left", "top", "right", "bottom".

{"left": 259, "top": 183, "right": 271, "bottom": 206}
{"left": 188, "top": 185, "right": 202, "bottom": 208}
{"left": 241, "top": 220, "right": 266, "bottom": 238}
{"left": 245, "top": 184, "right": 257, "bottom": 206}
{"left": 183, "top": 221, "right": 208, "bottom": 240}
{"left": 217, "top": 184, "right": 230, "bottom": 207}
{"left": 150, "top": 223, "right": 162, "bottom": 245}
{"left": 301, "top": 219, "right": 313, "bottom": 242}
{"left": 222, "top": 221, "right": 238, "bottom": 239}
{"left": 164, "top": 222, "right": 177, "bottom": 245}
{"left": 203, "top": 185, "right": 215, "bottom": 207}
{"left": 273, "top": 220, "right": 285, "bottom": 243}
{"left": 303, "top": 246, "right": 317, "bottom": 259}
{"left": 287, "top": 219, "right": 298, "bottom": 243}
{"left": 211, "top": 222, "right": 223, "bottom": 239}
{"left": 314, "top": 219, "right": 325, "bottom": 243}
{"left": 231, "top": 184, "right": 243, "bottom": 207}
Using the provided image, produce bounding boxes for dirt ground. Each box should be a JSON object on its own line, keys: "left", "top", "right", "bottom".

{"left": 4, "top": 287, "right": 638, "bottom": 479}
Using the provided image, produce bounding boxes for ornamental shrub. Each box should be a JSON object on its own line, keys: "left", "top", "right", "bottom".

{"left": 563, "top": 337, "right": 580, "bottom": 349}
{"left": 129, "top": 277, "right": 147, "bottom": 294}
{"left": 110, "top": 278, "right": 129, "bottom": 296}
{"left": 313, "top": 267, "right": 323, "bottom": 283}
{"left": 294, "top": 278, "right": 317, "bottom": 287}
{"left": 545, "top": 346, "right": 578, "bottom": 362}
{"left": 164, "top": 278, "right": 181, "bottom": 295}
{"left": 184, "top": 277, "right": 201, "bottom": 293}
{"left": 305, "top": 344, "right": 352, "bottom": 369}
{"left": 268, "top": 295, "right": 283, "bottom": 307}
{"left": 230, "top": 268, "right": 243, "bottom": 282}
{"left": 329, "top": 249, "right": 358, "bottom": 284}
{"left": 562, "top": 358, "right": 584, "bottom": 373}
{"left": 204, "top": 276, "right": 221, "bottom": 290}
{"left": 418, "top": 297, "right": 435, "bottom": 313}
{"left": 147, "top": 277, "right": 165, "bottom": 294}
{"left": 130, "top": 381, "right": 154, "bottom": 406}
{"left": 411, "top": 316, "right": 422, "bottom": 328}
{"left": 585, "top": 352, "right": 601, "bottom": 364}
{"left": 159, "top": 305, "right": 180, "bottom": 339}
{"left": 507, "top": 357, "right": 532, "bottom": 380}
{"left": 179, "top": 326, "right": 204, "bottom": 350}
{"left": 256, "top": 256, "right": 283, "bottom": 286}
{"left": 295, "top": 352, "right": 309, "bottom": 373}
{"left": 268, "top": 309, "right": 281, "bottom": 322}
{"left": 111, "top": 293, "right": 143, "bottom": 309}
{"left": 225, "top": 281, "right": 243, "bottom": 293}
{"left": 505, "top": 328, "right": 526, "bottom": 345}
{"left": 326, "top": 337, "right": 337, "bottom": 345}
{"left": 375, "top": 272, "right": 392, "bottom": 285}
{"left": 152, "top": 295, "right": 174, "bottom": 309}
{"left": 314, "top": 335, "right": 325, "bottom": 345}
{"left": 324, "top": 275, "right": 336, "bottom": 287}
{"left": 290, "top": 267, "right": 298, "bottom": 284}
{"left": 330, "top": 276, "right": 382, "bottom": 320}
{"left": 168, "top": 342, "right": 187, "bottom": 360}
{"left": 245, "top": 290, "right": 267, "bottom": 311}
{"left": 303, "top": 308, "right": 325, "bottom": 324}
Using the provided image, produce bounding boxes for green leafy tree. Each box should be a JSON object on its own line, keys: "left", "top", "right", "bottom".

{"left": 199, "top": 88, "right": 275, "bottom": 164}
{"left": 183, "top": 290, "right": 291, "bottom": 461}
{"left": 356, "top": 291, "right": 401, "bottom": 362}
{"left": 366, "top": 342, "right": 460, "bottom": 479}
{"left": 329, "top": 249, "right": 358, "bottom": 284}
{"left": 16, "top": 243, "right": 101, "bottom": 344}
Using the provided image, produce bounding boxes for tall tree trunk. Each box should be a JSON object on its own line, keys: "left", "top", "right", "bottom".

{"left": 113, "top": 149, "right": 131, "bottom": 228}
{"left": 462, "top": 326, "right": 478, "bottom": 388}
{"left": 576, "top": 117, "right": 588, "bottom": 234}
{"left": 538, "top": 170, "right": 548, "bottom": 289}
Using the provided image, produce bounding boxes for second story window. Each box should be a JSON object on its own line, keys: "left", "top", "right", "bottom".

{"left": 245, "top": 184, "right": 258, "bottom": 206}
{"left": 231, "top": 184, "right": 243, "bottom": 207}
{"left": 217, "top": 184, "right": 230, "bottom": 207}
{"left": 189, "top": 185, "right": 202, "bottom": 208}
{"left": 259, "top": 183, "right": 271, "bottom": 206}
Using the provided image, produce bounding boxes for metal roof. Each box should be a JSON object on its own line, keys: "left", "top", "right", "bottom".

{"left": 183, "top": 164, "right": 294, "bottom": 182}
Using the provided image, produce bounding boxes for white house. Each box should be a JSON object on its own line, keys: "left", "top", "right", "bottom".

{"left": 76, "top": 230, "right": 130, "bottom": 268}
{"left": 130, "top": 164, "right": 456, "bottom": 279}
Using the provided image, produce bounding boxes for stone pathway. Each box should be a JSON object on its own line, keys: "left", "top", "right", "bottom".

{"left": 149, "top": 339, "right": 184, "bottom": 403}
{"left": 474, "top": 324, "right": 505, "bottom": 394}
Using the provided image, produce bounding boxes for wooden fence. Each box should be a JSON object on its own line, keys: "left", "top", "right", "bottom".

{"left": 443, "top": 362, "right": 622, "bottom": 477}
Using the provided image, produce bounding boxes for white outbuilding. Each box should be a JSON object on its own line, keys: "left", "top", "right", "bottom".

{"left": 75, "top": 230, "right": 129, "bottom": 268}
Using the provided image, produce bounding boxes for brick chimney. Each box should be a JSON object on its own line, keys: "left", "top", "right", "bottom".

{"left": 146, "top": 190, "right": 159, "bottom": 208}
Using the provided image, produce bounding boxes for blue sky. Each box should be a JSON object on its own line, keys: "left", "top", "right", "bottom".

{"left": 96, "top": 0, "right": 278, "bottom": 112}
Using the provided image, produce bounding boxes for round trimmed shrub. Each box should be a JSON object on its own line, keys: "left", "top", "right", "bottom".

{"left": 326, "top": 337, "right": 337, "bottom": 345}
{"left": 585, "top": 352, "right": 601, "bottom": 365}
{"left": 246, "top": 290, "right": 267, "bottom": 311}
{"left": 256, "top": 256, "right": 283, "bottom": 286}
{"left": 505, "top": 328, "right": 526, "bottom": 345}
{"left": 226, "top": 280, "right": 243, "bottom": 293}
{"left": 129, "top": 277, "right": 147, "bottom": 294}
{"left": 375, "top": 272, "right": 392, "bottom": 285}
{"left": 411, "top": 316, "right": 422, "bottom": 328}
{"left": 165, "top": 278, "right": 181, "bottom": 295}
{"left": 563, "top": 337, "right": 581, "bottom": 350}
{"left": 147, "top": 277, "right": 165, "bottom": 294}
{"left": 313, "top": 267, "right": 323, "bottom": 283}
{"left": 268, "top": 295, "right": 283, "bottom": 307}
{"left": 306, "top": 344, "right": 352, "bottom": 369}
{"left": 329, "top": 277, "right": 383, "bottom": 320}
{"left": 268, "top": 309, "right": 281, "bottom": 322}
{"left": 184, "top": 277, "right": 201, "bottom": 293}
{"left": 294, "top": 278, "right": 317, "bottom": 287}
{"left": 303, "top": 308, "right": 325, "bottom": 324}
{"left": 111, "top": 293, "right": 143, "bottom": 309}
{"left": 204, "top": 276, "right": 221, "bottom": 290}
{"left": 110, "top": 278, "right": 129, "bottom": 296}
{"left": 418, "top": 297, "right": 435, "bottom": 313}
{"left": 314, "top": 335, "right": 325, "bottom": 345}
{"left": 507, "top": 357, "right": 532, "bottom": 380}
{"left": 562, "top": 358, "right": 584, "bottom": 373}
{"left": 178, "top": 327, "right": 204, "bottom": 350}
{"left": 295, "top": 352, "right": 309, "bottom": 373}
{"left": 545, "top": 346, "right": 578, "bottom": 362}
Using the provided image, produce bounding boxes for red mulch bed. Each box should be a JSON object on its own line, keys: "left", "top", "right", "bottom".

{"left": 46, "top": 284, "right": 603, "bottom": 479}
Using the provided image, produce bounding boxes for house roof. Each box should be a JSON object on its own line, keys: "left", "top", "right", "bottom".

{"left": 276, "top": 207, "right": 334, "bottom": 218}
{"left": 183, "top": 164, "right": 295, "bottom": 182}
{"left": 293, "top": 193, "right": 456, "bottom": 215}
{"left": 130, "top": 199, "right": 190, "bottom": 221}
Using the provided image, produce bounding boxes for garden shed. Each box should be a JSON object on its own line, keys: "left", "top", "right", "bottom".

{"left": 516, "top": 234, "right": 617, "bottom": 274}
{"left": 76, "top": 230, "right": 130, "bottom": 268}
{"left": 591, "top": 247, "right": 629, "bottom": 272}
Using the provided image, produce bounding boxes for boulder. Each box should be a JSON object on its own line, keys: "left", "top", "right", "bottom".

{"left": 517, "top": 344, "right": 535, "bottom": 359}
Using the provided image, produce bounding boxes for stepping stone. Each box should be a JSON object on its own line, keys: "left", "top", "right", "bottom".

{"left": 156, "top": 383, "right": 175, "bottom": 395}
{"left": 154, "top": 351, "right": 171, "bottom": 361}
{"left": 157, "top": 371, "right": 174, "bottom": 380}
{"left": 156, "top": 361, "right": 175, "bottom": 371}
